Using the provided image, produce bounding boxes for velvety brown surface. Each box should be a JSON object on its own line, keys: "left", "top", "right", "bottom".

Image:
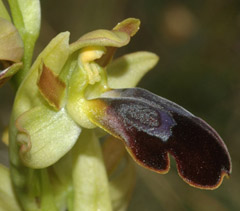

{"left": 90, "top": 88, "right": 231, "bottom": 189}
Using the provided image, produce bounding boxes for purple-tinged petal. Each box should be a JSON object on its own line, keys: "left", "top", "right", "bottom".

{"left": 85, "top": 88, "right": 231, "bottom": 189}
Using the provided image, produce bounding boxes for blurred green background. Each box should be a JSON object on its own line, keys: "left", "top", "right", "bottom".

{"left": 1, "top": 0, "right": 240, "bottom": 210}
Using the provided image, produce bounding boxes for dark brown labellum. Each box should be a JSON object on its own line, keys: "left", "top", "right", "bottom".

{"left": 88, "top": 88, "right": 231, "bottom": 189}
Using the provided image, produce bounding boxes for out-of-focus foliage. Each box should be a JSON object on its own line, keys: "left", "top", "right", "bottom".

{"left": 1, "top": 0, "right": 240, "bottom": 210}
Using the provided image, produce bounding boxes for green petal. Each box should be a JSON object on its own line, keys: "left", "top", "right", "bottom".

{"left": 107, "top": 51, "right": 159, "bottom": 88}
{"left": 0, "top": 164, "right": 21, "bottom": 211}
{"left": 0, "top": 17, "right": 24, "bottom": 62}
{"left": 0, "top": 62, "right": 22, "bottom": 87}
{"left": 72, "top": 130, "right": 112, "bottom": 211}
{"left": 0, "top": 0, "right": 11, "bottom": 21}
{"left": 70, "top": 30, "right": 130, "bottom": 54}
{"left": 15, "top": 106, "right": 81, "bottom": 168}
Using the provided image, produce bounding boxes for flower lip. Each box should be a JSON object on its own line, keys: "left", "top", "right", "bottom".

{"left": 87, "top": 88, "right": 231, "bottom": 189}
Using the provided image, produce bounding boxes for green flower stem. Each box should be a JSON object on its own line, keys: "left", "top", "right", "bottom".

{"left": 11, "top": 35, "right": 36, "bottom": 87}
{"left": 72, "top": 129, "right": 112, "bottom": 211}
{"left": 0, "top": 0, "right": 11, "bottom": 21}
{"left": 39, "top": 169, "right": 58, "bottom": 211}
{"left": 8, "top": 0, "right": 41, "bottom": 88}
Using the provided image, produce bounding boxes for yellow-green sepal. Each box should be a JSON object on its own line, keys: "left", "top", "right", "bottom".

{"left": 107, "top": 51, "right": 159, "bottom": 88}
{"left": 15, "top": 106, "right": 81, "bottom": 168}
{"left": 13, "top": 31, "right": 70, "bottom": 117}
{"left": 72, "top": 130, "right": 112, "bottom": 211}
{"left": 70, "top": 30, "right": 130, "bottom": 54}
{"left": 70, "top": 18, "right": 140, "bottom": 55}
{"left": 113, "top": 18, "right": 140, "bottom": 36}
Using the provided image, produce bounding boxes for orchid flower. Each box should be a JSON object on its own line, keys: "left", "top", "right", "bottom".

{"left": 0, "top": 1, "right": 231, "bottom": 210}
